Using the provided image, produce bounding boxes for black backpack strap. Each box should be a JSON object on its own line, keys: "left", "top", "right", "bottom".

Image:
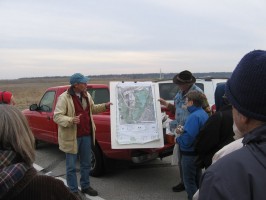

{"left": 219, "top": 111, "right": 223, "bottom": 119}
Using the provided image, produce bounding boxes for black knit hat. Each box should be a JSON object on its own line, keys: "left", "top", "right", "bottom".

{"left": 225, "top": 50, "right": 266, "bottom": 121}
{"left": 173, "top": 70, "right": 196, "bottom": 85}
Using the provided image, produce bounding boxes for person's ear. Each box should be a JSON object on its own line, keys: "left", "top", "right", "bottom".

{"left": 11, "top": 96, "right": 16, "bottom": 105}
{"left": 239, "top": 113, "right": 249, "bottom": 125}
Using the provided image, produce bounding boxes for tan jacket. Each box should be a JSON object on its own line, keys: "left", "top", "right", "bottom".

{"left": 53, "top": 90, "right": 106, "bottom": 154}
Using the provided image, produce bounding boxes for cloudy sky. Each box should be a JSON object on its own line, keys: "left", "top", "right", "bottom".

{"left": 0, "top": 0, "right": 266, "bottom": 79}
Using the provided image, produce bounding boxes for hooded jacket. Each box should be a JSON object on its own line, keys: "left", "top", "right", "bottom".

{"left": 198, "top": 124, "right": 266, "bottom": 200}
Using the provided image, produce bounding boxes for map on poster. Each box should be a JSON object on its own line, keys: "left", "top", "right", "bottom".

{"left": 110, "top": 82, "right": 164, "bottom": 149}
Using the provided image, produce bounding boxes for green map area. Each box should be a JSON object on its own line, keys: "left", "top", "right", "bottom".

{"left": 117, "top": 86, "right": 156, "bottom": 124}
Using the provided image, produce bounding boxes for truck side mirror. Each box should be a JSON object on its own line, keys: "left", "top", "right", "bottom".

{"left": 29, "top": 104, "right": 38, "bottom": 111}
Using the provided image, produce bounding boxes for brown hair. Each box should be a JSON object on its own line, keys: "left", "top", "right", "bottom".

{"left": 186, "top": 91, "right": 206, "bottom": 107}
{"left": 0, "top": 105, "right": 35, "bottom": 165}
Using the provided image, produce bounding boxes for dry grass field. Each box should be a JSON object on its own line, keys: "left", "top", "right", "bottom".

{"left": 0, "top": 77, "right": 154, "bottom": 110}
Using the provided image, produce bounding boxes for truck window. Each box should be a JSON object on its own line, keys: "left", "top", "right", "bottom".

{"left": 159, "top": 83, "right": 180, "bottom": 100}
{"left": 87, "top": 88, "right": 110, "bottom": 104}
{"left": 39, "top": 91, "right": 55, "bottom": 112}
{"left": 159, "top": 82, "right": 205, "bottom": 101}
{"left": 195, "top": 83, "right": 204, "bottom": 91}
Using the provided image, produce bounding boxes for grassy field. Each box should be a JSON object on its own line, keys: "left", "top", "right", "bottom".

{"left": 0, "top": 77, "right": 153, "bottom": 110}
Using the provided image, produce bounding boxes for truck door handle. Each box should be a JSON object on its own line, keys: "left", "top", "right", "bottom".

{"left": 47, "top": 116, "right": 51, "bottom": 120}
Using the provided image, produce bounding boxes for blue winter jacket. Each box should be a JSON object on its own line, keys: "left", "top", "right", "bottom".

{"left": 169, "top": 84, "right": 203, "bottom": 129}
{"left": 198, "top": 124, "right": 266, "bottom": 200}
{"left": 176, "top": 105, "right": 208, "bottom": 153}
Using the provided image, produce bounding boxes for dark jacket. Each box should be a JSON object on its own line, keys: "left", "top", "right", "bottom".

{"left": 198, "top": 124, "right": 266, "bottom": 200}
{"left": 194, "top": 105, "right": 234, "bottom": 168}
{"left": 3, "top": 167, "right": 78, "bottom": 200}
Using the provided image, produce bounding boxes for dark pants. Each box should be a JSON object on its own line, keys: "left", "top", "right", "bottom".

{"left": 181, "top": 155, "right": 202, "bottom": 200}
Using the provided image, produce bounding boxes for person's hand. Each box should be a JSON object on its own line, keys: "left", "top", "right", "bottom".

{"left": 175, "top": 125, "right": 184, "bottom": 134}
{"left": 105, "top": 102, "right": 113, "bottom": 109}
{"left": 73, "top": 114, "right": 82, "bottom": 124}
{"left": 158, "top": 98, "right": 168, "bottom": 107}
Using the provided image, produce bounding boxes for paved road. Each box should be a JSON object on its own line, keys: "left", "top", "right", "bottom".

{"left": 35, "top": 142, "right": 188, "bottom": 200}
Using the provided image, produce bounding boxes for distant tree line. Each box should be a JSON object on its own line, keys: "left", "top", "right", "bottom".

{"left": 16, "top": 72, "right": 232, "bottom": 81}
{"left": 89, "top": 72, "right": 232, "bottom": 80}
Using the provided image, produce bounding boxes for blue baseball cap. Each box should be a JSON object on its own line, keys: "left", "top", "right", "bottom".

{"left": 69, "top": 73, "right": 89, "bottom": 85}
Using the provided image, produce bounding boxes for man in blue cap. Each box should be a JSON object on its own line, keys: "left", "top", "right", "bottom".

{"left": 198, "top": 50, "right": 266, "bottom": 199}
{"left": 54, "top": 73, "right": 111, "bottom": 198}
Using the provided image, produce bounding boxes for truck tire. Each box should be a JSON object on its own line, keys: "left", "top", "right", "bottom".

{"left": 90, "top": 143, "right": 104, "bottom": 177}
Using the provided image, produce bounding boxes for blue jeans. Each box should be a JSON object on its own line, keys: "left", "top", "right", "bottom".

{"left": 66, "top": 136, "right": 91, "bottom": 192}
{"left": 177, "top": 148, "right": 183, "bottom": 183}
{"left": 181, "top": 155, "right": 202, "bottom": 200}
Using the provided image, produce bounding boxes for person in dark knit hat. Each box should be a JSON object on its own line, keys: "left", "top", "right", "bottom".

{"left": 0, "top": 105, "right": 79, "bottom": 200}
{"left": 194, "top": 82, "right": 234, "bottom": 169}
{"left": 198, "top": 50, "right": 266, "bottom": 200}
{"left": 214, "top": 83, "right": 226, "bottom": 112}
{"left": 159, "top": 70, "right": 210, "bottom": 192}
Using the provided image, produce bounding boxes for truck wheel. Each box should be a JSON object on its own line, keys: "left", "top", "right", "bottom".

{"left": 90, "top": 143, "right": 104, "bottom": 177}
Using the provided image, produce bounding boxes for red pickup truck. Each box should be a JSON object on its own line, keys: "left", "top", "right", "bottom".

{"left": 22, "top": 84, "right": 174, "bottom": 176}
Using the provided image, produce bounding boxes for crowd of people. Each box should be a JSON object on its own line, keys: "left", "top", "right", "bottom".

{"left": 0, "top": 74, "right": 112, "bottom": 200}
{"left": 160, "top": 50, "right": 266, "bottom": 200}
{"left": 1, "top": 50, "right": 266, "bottom": 200}
{"left": 159, "top": 70, "right": 210, "bottom": 193}
{"left": 197, "top": 50, "right": 266, "bottom": 199}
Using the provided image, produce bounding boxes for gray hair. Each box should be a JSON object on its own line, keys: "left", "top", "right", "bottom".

{"left": 0, "top": 105, "right": 35, "bottom": 165}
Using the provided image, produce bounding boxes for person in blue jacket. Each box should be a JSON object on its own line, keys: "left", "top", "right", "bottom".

{"left": 159, "top": 70, "right": 210, "bottom": 193}
{"left": 198, "top": 50, "right": 266, "bottom": 200}
{"left": 175, "top": 90, "right": 209, "bottom": 200}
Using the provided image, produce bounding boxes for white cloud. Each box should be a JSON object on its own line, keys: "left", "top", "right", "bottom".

{"left": 0, "top": 48, "right": 243, "bottom": 79}
{"left": 0, "top": 0, "right": 266, "bottom": 79}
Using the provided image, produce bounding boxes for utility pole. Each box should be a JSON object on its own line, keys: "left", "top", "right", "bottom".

{"left": 159, "top": 69, "right": 164, "bottom": 79}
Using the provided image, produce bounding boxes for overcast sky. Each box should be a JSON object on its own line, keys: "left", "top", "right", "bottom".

{"left": 0, "top": 0, "right": 266, "bottom": 79}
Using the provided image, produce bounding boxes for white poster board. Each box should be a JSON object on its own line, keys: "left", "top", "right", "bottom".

{"left": 110, "top": 81, "right": 164, "bottom": 149}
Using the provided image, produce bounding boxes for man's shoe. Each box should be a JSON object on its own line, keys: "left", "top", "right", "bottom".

{"left": 72, "top": 191, "right": 82, "bottom": 200}
{"left": 81, "top": 187, "right": 98, "bottom": 196}
{"left": 172, "top": 183, "right": 185, "bottom": 192}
